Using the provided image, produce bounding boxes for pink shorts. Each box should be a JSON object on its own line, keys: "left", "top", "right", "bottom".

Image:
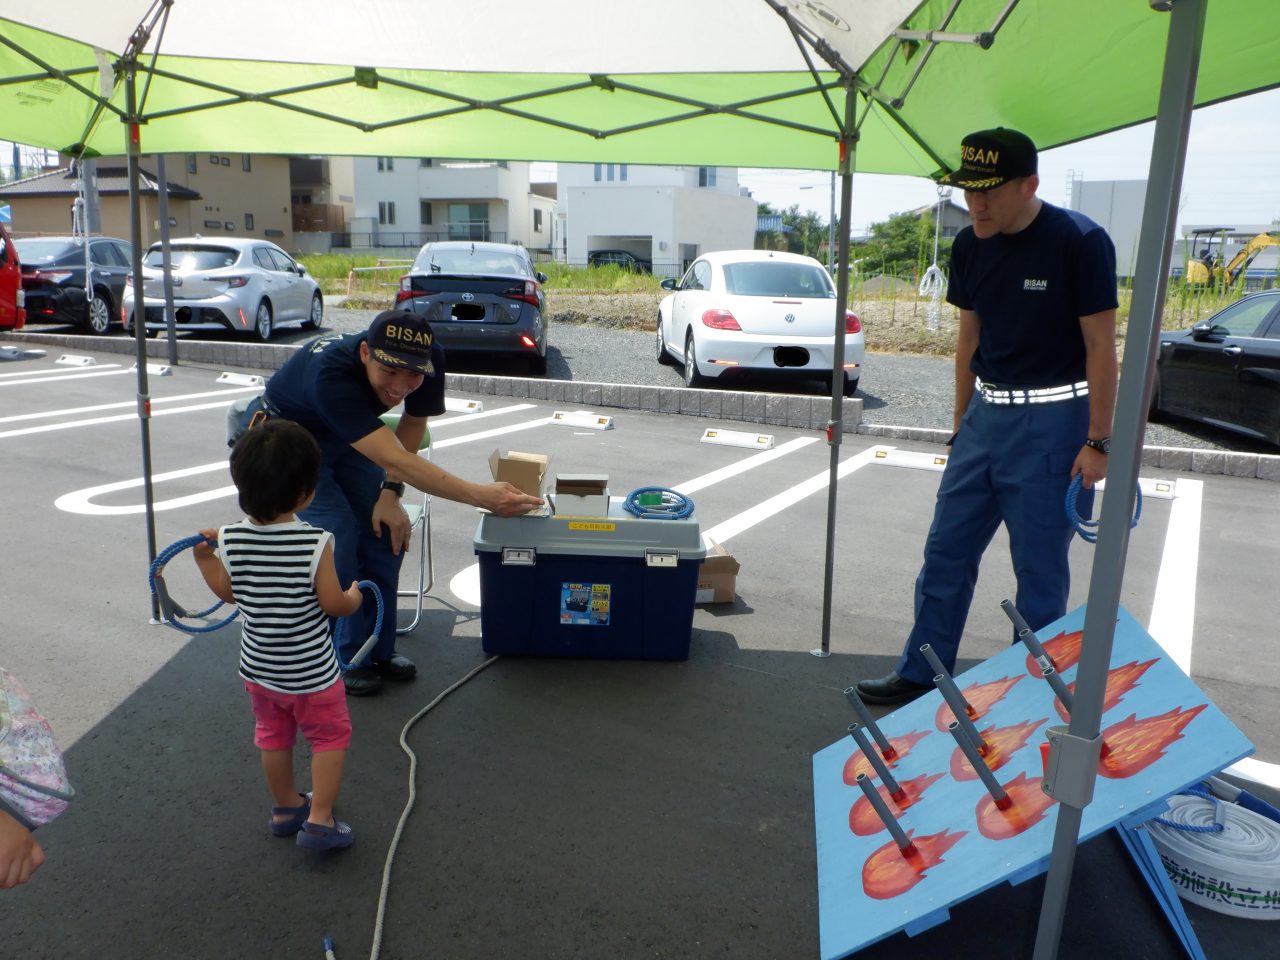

{"left": 245, "top": 679, "right": 351, "bottom": 753}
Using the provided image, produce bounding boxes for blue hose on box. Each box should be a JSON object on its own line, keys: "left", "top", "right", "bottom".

{"left": 623, "top": 487, "right": 694, "bottom": 520}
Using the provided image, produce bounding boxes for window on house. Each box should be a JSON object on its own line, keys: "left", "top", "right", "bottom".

{"left": 186, "top": 154, "right": 197, "bottom": 174}
{"left": 379, "top": 201, "right": 396, "bottom": 225}
{"left": 241, "top": 155, "right": 251, "bottom": 172}
{"left": 219, "top": 156, "right": 230, "bottom": 166}
{"left": 534, "top": 209, "right": 543, "bottom": 232}
{"left": 497, "top": 160, "right": 508, "bottom": 169}
{"left": 209, "top": 154, "right": 219, "bottom": 164}
{"left": 420, "top": 201, "right": 432, "bottom": 226}
{"left": 244, "top": 213, "right": 255, "bottom": 231}
{"left": 420, "top": 158, "right": 433, "bottom": 167}
{"left": 699, "top": 167, "right": 717, "bottom": 187}
{"left": 619, "top": 164, "right": 628, "bottom": 182}
{"left": 377, "top": 157, "right": 394, "bottom": 172}
{"left": 593, "top": 163, "right": 603, "bottom": 182}
{"left": 606, "top": 164, "right": 616, "bottom": 182}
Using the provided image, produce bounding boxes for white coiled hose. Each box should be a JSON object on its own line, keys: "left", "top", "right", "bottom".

{"left": 1148, "top": 791, "right": 1280, "bottom": 919}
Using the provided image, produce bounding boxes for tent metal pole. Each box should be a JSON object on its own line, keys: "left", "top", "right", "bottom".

{"left": 123, "top": 58, "right": 161, "bottom": 619}
{"left": 1031, "top": 2, "right": 1206, "bottom": 957}
{"left": 814, "top": 80, "right": 857, "bottom": 658}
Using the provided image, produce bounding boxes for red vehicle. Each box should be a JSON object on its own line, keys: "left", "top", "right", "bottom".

{"left": 0, "top": 220, "right": 24, "bottom": 331}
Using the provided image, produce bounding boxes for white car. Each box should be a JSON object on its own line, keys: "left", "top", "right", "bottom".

{"left": 122, "top": 238, "right": 322, "bottom": 341}
{"left": 656, "top": 250, "right": 864, "bottom": 395}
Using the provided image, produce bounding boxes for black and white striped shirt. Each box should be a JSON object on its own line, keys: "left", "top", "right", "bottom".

{"left": 218, "top": 519, "right": 341, "bottom": 695}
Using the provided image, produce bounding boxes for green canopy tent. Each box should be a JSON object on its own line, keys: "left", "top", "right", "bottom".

{"left": 0, "top": 2, "right": 1276, "bottom": 956}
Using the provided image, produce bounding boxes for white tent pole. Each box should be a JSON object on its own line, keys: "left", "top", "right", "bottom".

{"left": 815, "top": 80, "right": 857, "bottom": 658}
{"left": 1032, "top": 2, "right": 1206, "bottom": 956}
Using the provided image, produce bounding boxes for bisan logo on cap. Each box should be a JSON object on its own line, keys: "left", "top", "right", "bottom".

{"left": 383, "top": 323, "right": 432, "bottom": 348}
{"left": 960, "top": 145, "right": 1000, "bottom": 165}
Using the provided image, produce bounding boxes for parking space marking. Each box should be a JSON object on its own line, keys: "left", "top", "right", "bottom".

{"left": 674, "top": 437, "right": 820, "bottom": 495}
{"left": 0, "top": 367, "right": 129, "bottom": 387}
{"left": 55, "top": 461, "right": 234, "bottom": 516}
{"left": 0, "top": 399, "right": 245, "bottom": 440}
{"left": 0, "top": 386, "right": 261, "bottom": 425}
{"left": 1146, "top": 477, "right": 1202, "bottom": 674}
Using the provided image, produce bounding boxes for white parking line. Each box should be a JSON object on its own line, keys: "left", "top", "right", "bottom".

{"left": 0, "top": 367, "right": 129, "bottom": 387}
{"left": 0, "top": 386, "right": 262, "bottom": 425}
{"left": 0, "top": 363, "right": 122, "bottom": 379}
{"left": 0, "top": 400, "right": 243, "bottom": 440}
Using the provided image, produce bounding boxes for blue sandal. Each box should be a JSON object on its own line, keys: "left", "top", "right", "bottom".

{"left": 269, "top": 793, "right": 312, "bottom": 837}
{"left": 296, "top": 818, "right": 355, "bottom": 851}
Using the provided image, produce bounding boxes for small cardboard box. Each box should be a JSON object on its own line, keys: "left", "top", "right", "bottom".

{"left": 554, "top": 472, "right": 610, "bottom": 517}
{"left": 489, "top": 449, "right": 549, "bottom": 498}
{"left": 696, "top": 538, "right": 740, "bottom": 604}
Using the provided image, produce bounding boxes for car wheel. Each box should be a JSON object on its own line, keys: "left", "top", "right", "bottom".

{"left": 84, "top": 290, "right": 113, "bottom": 335}
{"left": 656, "top": 317, "right": 675, "bottom": 365}
{"left": 528, "top": 351, "right": 548, "bottom": 376}
{"left": 254, "top": 301, "right": 274, "bottom": 341}
{"left": 843, "top": 373, "right": 860, "bottom": 397}
{"left": 302, "top": 293, "right": 322, "bottom": 331}
{"left": 683, "top": 331, "right": 706, "bottom": 387}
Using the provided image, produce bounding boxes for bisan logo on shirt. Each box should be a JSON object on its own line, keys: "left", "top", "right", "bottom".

{"left": 1024, "top": 279, "right": 1048, "bottom": 291}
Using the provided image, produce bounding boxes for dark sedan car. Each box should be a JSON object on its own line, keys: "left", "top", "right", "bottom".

{"left": 588, "top": 249, "right": 652, "bottom": 273}
{"left": 395, "top": 241, "right": 549, "bottom": 374}
{"left": 1151, "top": 289, "right": 1280, "bottom": 446}
{"left": 15, "top": 235, "right": 133, "bottom": 334}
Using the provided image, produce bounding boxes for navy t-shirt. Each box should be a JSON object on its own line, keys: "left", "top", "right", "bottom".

{"left": 264, "top": 331, "right": 447, "bottom": 444}
{"left": 947, "top": 202, "right": 1118, "bottom": 387}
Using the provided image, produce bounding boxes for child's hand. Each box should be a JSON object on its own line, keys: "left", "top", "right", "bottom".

{"left": 345, "top": 581, "right": 364, "bottom": 607}
{"left": 192, "top": 528, "right": 220, "bottom": 559}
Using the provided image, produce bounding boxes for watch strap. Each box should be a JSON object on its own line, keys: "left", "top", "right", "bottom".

{"left": 380, "top": 480, "right": 406, "bottom": 497}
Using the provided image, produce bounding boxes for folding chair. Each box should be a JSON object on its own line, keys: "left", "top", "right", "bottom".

{"left": 380, "top": 415, "right": 433, "bottom": 634}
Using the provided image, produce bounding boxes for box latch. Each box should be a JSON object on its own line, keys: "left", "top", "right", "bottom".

{"left": 501, "top": 547, "right": 537, "bottom": 566}
{"left": 644, "top": 549, "right": 680, "bottom": 568}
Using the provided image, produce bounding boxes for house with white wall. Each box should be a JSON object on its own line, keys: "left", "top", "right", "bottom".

{"left": 557, "top": 164, "right": 758, "bottom": 277}
{"left": 298, "top": 157, "right": 556, "bottom": 255}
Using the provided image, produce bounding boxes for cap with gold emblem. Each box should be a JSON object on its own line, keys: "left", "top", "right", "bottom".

{"left": 366, "top": 309, "right": 436, "bottom": 376}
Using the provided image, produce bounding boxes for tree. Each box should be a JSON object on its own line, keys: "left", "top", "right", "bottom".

{"left": 851, "top": 208, "right": 953, "bottom": 280}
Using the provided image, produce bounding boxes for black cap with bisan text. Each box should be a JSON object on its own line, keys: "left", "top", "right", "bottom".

{"left": 938, "top": 127, "right": 1038, "bottom": 192}
{"left": 367, "top": 309, "right": 436, "bottom": 376}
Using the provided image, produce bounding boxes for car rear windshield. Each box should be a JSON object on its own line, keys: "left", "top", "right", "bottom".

{"left": 14, "top": 239, "right": 75, "bottom": 263}
{"left": 723, "top": 261, "right": 835, "bottom": 298}
{"left": 415, "top": 249, "right": 529, "bottom": 276}
{"left": 143, "top": 246, "right": 239, "bottom": 270}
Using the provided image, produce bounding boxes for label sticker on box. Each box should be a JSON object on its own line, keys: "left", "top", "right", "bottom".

{"left": 560, "top": 582, "right": 611, "bottom": 626}
{"left": 567, "top": 521, "right": 616, "bottom": 532}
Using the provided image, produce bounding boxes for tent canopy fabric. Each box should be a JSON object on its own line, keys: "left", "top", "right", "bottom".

{"left": 0, "top": 1, "right": 1276, "bottom": 174}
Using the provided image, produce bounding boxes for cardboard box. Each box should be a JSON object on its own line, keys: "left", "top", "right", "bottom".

{"left": 553, "top": 472, "right": 610, "bottom": 517}
{"left": 489, "top": 450, "right": 549, "bottom": 498}
{"left": 696, "top": 538, "right": 740, "bottom": 604}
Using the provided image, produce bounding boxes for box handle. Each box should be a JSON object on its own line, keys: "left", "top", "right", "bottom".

{"left": 644, "top": 549, "right": 680, "bottom": 569}
{"left": 501, "top": 547, "right": 536, "bottom": 566}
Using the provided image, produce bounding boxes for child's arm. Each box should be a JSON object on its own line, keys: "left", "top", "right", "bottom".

{"left": 314, "top": 540, "right": 364, "bottom": 619}
{"left": 192, "top": 528, "right": 235, "bottom": 603}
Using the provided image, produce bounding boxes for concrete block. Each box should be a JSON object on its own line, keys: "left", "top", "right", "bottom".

{"left": 1159, "top": 447, "right": 1193, "bottom": 472}
{"left": 1222, "top": 453, "right": 1259, "bottom": 478}
{"left": 1257, "top": 455, "right": 1280, "bottom": 482}
{"left": 527, "top": 379, "right": 548, "bottom": 401}
{"left": 765, "top": 395, "right": 788, "bottom": 426}
{"left": 1190, "top": 449, "right": 1225, "bottom": 475}
{"left": 602, "top": 384, "right": 621, "bottom": 408}
{"left": 786, "top": 396, "right": 810, "bottom": 427}
{"left": 583, "top": 383, "right": 602, "bottom": 405}
{"left": 563, "top": 382, "right": 583, "bottom": 403}
{"left": 659, "top": 388, "right": 682, "bottom": 414}
{"left": 721, "top": 391, "right": 744, "bottom": 421}
{"left": 546, "top": 380, "right": 566, "bottom": 402}
{"left": 619, "top": 385, "right": 640, "bottom": 409}
{"left": 742, "top": 393, "right": 767, "bottom": 423}
{"left": 699, "top": 391, "right": 722, "bottom": 419}
{"left": 638, "top": 386, "right": 659, "bottom": 412}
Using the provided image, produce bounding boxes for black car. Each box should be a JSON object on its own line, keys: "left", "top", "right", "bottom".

{"left": 15, "top": 235, "right": 133, "bottom": 335}
{"left": 588, "top": 249, "right": 652, "bottom": 273}
{"left": 1151, "top": 289, "right": 1280, "bottom": 446}
{"left": 395, "top": 241, "right": 549, "bottom": 374}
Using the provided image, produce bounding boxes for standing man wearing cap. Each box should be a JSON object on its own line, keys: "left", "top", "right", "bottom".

{"left": 250, "top": 309, "right": 543, "bottom": 696}
{"left": 858, "top": 127, "right": 1118, "bottom": 705}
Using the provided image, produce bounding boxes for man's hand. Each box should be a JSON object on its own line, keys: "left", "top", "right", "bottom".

{"left": 1072, "top": 446, "right": 1108, "bottom": 489}
{"left": 0, "top": 808, "right": 44, "bottom": 889}
{"left": 478, "top": 482, "right": 544, "bottom": 517}
{"left": 371, "top": 492, "right": 412, "bottom": 555}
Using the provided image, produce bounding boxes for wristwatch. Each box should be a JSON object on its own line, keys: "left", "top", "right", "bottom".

{"left": 380, "top": 480, "right": 406, "bottom": 497}
{"left": 1083, "top": 437, "right": 1111, "bottom": 455}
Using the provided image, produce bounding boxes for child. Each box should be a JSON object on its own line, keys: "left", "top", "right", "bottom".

{"left": 193, "top": 418, "right": 364, "bottom": 851}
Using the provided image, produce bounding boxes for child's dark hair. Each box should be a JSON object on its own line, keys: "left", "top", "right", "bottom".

{"left": 229, "top": 419, "right": 321, "bottom": 522}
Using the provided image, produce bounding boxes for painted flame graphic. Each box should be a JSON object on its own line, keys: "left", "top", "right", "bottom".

{"left": 1098, "top": 704, "right": 1207, "bottom": 779}
{"left": 976, "top": 772, "right": 1057, "bottom": 840}
{"left": 934, "top": 675, "right": 1023, "bottom": 731}
{"left": 1024, "top": 629, "right": 1084, "bottom": 676}
{"left": 861, "top": 828, "right": 967, "bottom": 900}
{"left": 842, "top": 729, "right": 930, "bottom": 785}
{"left": 1054, "top": 659, "right": 1159, "bottom": 722}
{"left": 950, "top": 718, "right": 1046, "bottom": 780}
{"left": 848, "top": 772, "right": 945, "bottom": 836}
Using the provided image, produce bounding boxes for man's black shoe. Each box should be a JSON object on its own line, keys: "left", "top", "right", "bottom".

{"left": 856, "top": 672, "right": 932, "bottom": 706}
{"left": 343, "top": 666, "right": 384, "bottom": 697}
{"left": 373, "top": 653, "right": 416, "bottom": 681}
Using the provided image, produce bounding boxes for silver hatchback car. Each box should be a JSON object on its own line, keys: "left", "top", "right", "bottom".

{"left": 122, "top": 238, "right": 323, "bottom": 341}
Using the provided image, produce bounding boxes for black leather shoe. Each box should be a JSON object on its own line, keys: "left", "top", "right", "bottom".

{"left": 343, "top": 666, "right": 383, "bottom": 697}
{"left": 373, "top": 653, "right": 416, "bottom": 681}
{"left": 856, "top": 672, "right": 932, "bottom": 705}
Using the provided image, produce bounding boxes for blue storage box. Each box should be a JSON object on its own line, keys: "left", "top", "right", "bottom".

{"left": 473, "top": 497, "right": 705, "bottom": 659}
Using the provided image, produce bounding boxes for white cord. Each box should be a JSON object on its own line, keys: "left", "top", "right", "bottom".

{"left": 918, "top": 186, "right": 950, "bottom": 330}
{"left": 367, "top": 655, "right": 501, "bottom": 960}
{"left": 1147, "top": 792, "right": 1280, "bottom": 919}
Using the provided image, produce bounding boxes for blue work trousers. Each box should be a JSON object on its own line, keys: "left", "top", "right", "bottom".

{"left": 299, "top": 435, "right": 402, "bottom": 665}
{"left": 894, "top": 391, "right": 1092, "bottom": 685}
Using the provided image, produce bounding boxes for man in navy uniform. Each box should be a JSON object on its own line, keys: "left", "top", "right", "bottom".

{"left": 858, "top": 128, "right": 1118, "bottom": 705}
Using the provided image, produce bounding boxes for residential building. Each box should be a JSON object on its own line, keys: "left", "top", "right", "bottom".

{"left": 0, "top": 153, "right": 292, "bottom": 248}
{"left": 907, "top": 198, "right": 972, "bottom": 239}
{"left": 297, "top": 157, "right": 556, "bottom": 255}
{"left": 557, "top": 164, "right": 758, "bottom": 277}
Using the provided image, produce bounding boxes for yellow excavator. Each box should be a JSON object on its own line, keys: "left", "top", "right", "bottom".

{"left": 1184, "top": 227, "right": 1279, "bottom": 287}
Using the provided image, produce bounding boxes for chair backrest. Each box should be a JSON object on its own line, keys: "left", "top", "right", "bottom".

{"left": 379, "top": 413, "right": 432, "bottom": 450}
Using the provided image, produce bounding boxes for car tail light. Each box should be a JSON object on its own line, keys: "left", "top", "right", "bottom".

{"left": 519, "top": 334, "right": 536, "bottom": 349}
{"left": 224, "top": 275, "right": 249, "bottom": 289}
{"left": 502, "top": 280, "right": 541, "bottom": 308}
{"left": 845, "top": 311, "right": 862, "bottom": 334}
{"left": 701, "top": 308, "right": 741, "bottom": 331}
{"left": 395, "top": 276, "right": 416, "bottom": 303}
{"left": 35, "top": 270, "right": 73, "bottom": 284}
